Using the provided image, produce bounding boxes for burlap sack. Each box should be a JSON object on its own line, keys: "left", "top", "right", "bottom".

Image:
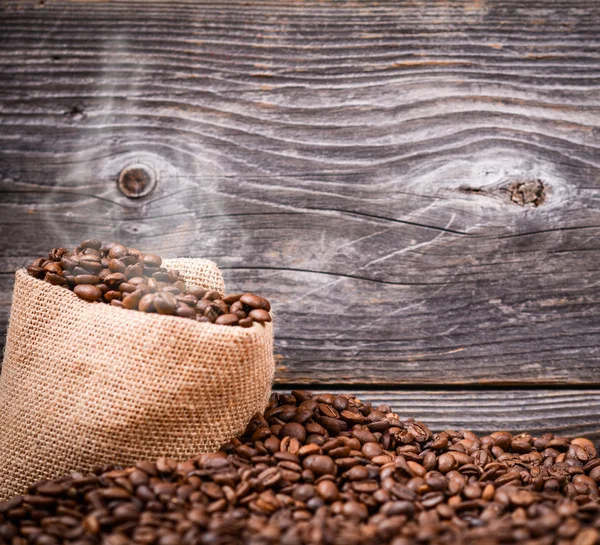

{"left": 0, "top": 259, "right": 275, "bottom": 499}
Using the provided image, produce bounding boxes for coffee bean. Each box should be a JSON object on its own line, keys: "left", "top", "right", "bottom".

{"left": 79, "top": 239, "right": 101, "bottom": 250}
{"left": 122, "top": 290, "right": 143, "bottom": 310}
{"left": 574, "top": 528, "right": 599, "bottom": 545}
{"left": 45, "top": 272, "right": 67, "bottom": 286}
{"left": 146, "top": 278, "right": 159, "bottom": 292}
{"left": 79, "top": 255, "right": 103, "bottom": 273}
{"left": 96, "top": 283, "right": 109, "bottom": 295}
{"left": 104, "top": 272, "right": 127, "bottom": 288}
{"left": 280, "top": 423, "right": 307, "bottom": 443}
{"left": 153, "top": 292, "right": 178, "bottom": 315}
{"left": 352, "top": 428, "right": 377, "bottom": 444}
{"left": 201, "top": 290, "right": 219, "bottom": 301}
{"left": 177, "top": 293, "right": 197, "bottom": 306}
{"left": 316, "top": 479, "right": 339, "bottom": 502}
{"left": 303, "top": 455, "right": 336, "bottom": 476}
{"left": 73, "top": 284, "right": 102, "bottom": 302}
{"left": 361, "top": 441, "right": 383, "bottom": 459}
{"left": 240, "top": 293, "right": 271, "bottom": 311}
{"left": 437, "top": 453, "right": 457, "bottom": 474}
{"left": 142, "top": 254, "right": 162, "bottom": 268}
{"left": 316, "top": 416, "right": 347, "bottom": 436}
{"left": 176, "top": 306, "right": 196, "bottom": 319}
{"left": 249, "top": 308, "right": 272, "bottom": 323}
{"left": 119, "top": 282, "right": 137, "bottom": 294}
{"left": 74, "top": 274, "right": 100, "bottom": 285}
{"left": 26, "top": 265, "right": 46, "bottom": 279}
{"left": 108, "top": 258, "right": 127, "bottom": 273}
{"left": 125, "top": 263, "right": 144, "bottom": 279}
{"left": 103, "top": 290, "right": 122, "bottom": 303}
{"left": 42, "top": 266, "right": 63, "bottom": 284}
{"left": 108, "top": 244, "right": 128, "bottom": 260}
{"left": 204, "top": 303, "right": 223, "bottom": 322}
{"left": 223, "top": 293, "right": 242, "bottom": 305}
{"left": 138, "top": 293, "right": 157, "bottom": 313}
{"left": 215, "top": 313, "right": 239, "bottom": 326}
{"left": 572, "top": 437, "right": 598, "bottom": 460}
{"left": 342, "top": 500, "right": 368, "bottom": 520}
{"left": 186, "top": 285, "right": 206, "bottom": 299}
{"left": 491, "top": 431, "right": 512, "bottom": 450}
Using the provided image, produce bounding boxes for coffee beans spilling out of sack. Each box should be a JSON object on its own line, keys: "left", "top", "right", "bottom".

{"left": 2, "top": 392, "right": 599, "bottom": 545}
{"left": 25, "top": 240, "right": 271, "bottom": 327}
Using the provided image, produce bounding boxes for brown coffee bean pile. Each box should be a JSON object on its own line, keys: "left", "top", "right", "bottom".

{"left": 2, "top": 392, "right": 599, "bottom": 545}
{"left": 25, "top": 240, "right": 271, "bottom": 327}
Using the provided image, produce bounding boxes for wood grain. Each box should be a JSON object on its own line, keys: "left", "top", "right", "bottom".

{"left": 1, "top": 0, "right": 599, "bottom": 384}
{"left": 273, "top": 389, "right": 600, "bottom": 444}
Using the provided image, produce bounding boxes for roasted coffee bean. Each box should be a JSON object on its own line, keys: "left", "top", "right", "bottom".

{"left": 80, "top": 239, "right": 102, "bottom": 250}
{"left": 26, "top": 265, "right": 46, "bottom": 279}
{"left": 303, "top": 455, "right": 336, "bottom": 476}
{"left": 79, "top": 255, "right": 103, "bottom": 273}
{"left": 215, "top": 313, "right": 239, "bottom": 326}
{"left": 142, "top": 254, "right": 162, "bottom": 268}
{"left": 125, "top": 263, "right": 144, "bottom": 279}
{"left": 108, "top": 244, "right": 128, "bottom": 260}
{"left": 49, "top": 247, "right": 69, "bottom": 262}
{"left": 104, "top": 272, "right": 127, "bottom": 288}
{"left": 74, "top": 274, "right": 100, "bottom": 285}
{"left": 45, "top": 272, "right": 67, "bottom": 285}
{"left": 240, "top": 293, "right": 271, "bottom": 311}
{"left": 175, "top": 306, "right": 196, "bottom": 319}
{"left": 73, "top": 284, "right": 102, "bottom": 302}
{"left": 119, "top": 282, "right": 137, "bottom": 294}
{"left": 361, "top": 441, "right": 383, "bottom": 459}
{"left": 153, "top": 292, "right": 178, "bottom": 315}
{"left": 146, "top": 277, "right": 160, "bottom": 292}
{"left": 202, "top": 290, "right": 221, "bottom": 301}
{"left": 223, "top": 293, "right": 242, "bottom": 305}
{"left": 103, "top": 290, "right": 122, "bottom": 303}
{"left": 43, "top": 261, "right": 63, "bottom": 275}
{"left": 108, "top": 258, "right": 127, "bottom": 273}
{"left": 249, "top": 308, "right": 271, "bottom": 323}
{"left": 122, "top": 290, "right": 143, "bottom": 310}
{"left": 186, "top": 285, "right": 206, "bottom": 299}
{"left": 27, "top": 241, "right": 272, "bottom": 327}
{"left": 178, "top": 294, "right": 198, "bottom": 307}
{"left": 138, "top": 293, "right": 157, "bottom": 313}
{"left": 204, "top": 303, "right": 223, "bottom": 322}
{"left": 280, "top": 423, "right": 307, "bottom": 443}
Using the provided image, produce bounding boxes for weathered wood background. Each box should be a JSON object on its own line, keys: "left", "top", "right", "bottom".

{"left": 1, "top": 0, "right": 599, "bottom": 439}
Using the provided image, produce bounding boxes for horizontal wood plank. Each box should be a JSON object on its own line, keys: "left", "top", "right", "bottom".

{"left": 1, "top": 0, "right": 600, "bottom": 384}
{"left": 274, "top": 388, "right": 600, "bottom": 444}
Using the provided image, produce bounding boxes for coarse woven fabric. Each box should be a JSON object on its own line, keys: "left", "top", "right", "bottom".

{"left": 0, "top": 259, "right": 275, "bottom": 499}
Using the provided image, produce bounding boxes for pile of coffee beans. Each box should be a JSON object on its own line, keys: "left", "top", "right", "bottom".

{"left": 25, "top": 240, "right": 271, "bottom": 327}
{"left": 2, "top": 391, "right": 599, "bottom": 545}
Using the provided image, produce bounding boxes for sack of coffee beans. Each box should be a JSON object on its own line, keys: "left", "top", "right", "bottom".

{"left": 0, "top": 255, "right": 275, "bottom": 500}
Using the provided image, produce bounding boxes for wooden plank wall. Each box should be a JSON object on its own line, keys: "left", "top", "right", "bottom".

{"left": 1, "top": 0, "right": 599, "bottom": 440}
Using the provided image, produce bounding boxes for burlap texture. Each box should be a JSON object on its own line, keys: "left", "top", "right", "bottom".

{"left": 0, "top": 259, "right": 275, "bottom": 499}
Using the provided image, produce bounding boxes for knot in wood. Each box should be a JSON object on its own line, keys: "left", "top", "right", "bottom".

{"left": 117, "top": 163, "right": 157, "bottom": 198}
{"left": 510, "top": 180, "right": 545, "bottom": 207}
